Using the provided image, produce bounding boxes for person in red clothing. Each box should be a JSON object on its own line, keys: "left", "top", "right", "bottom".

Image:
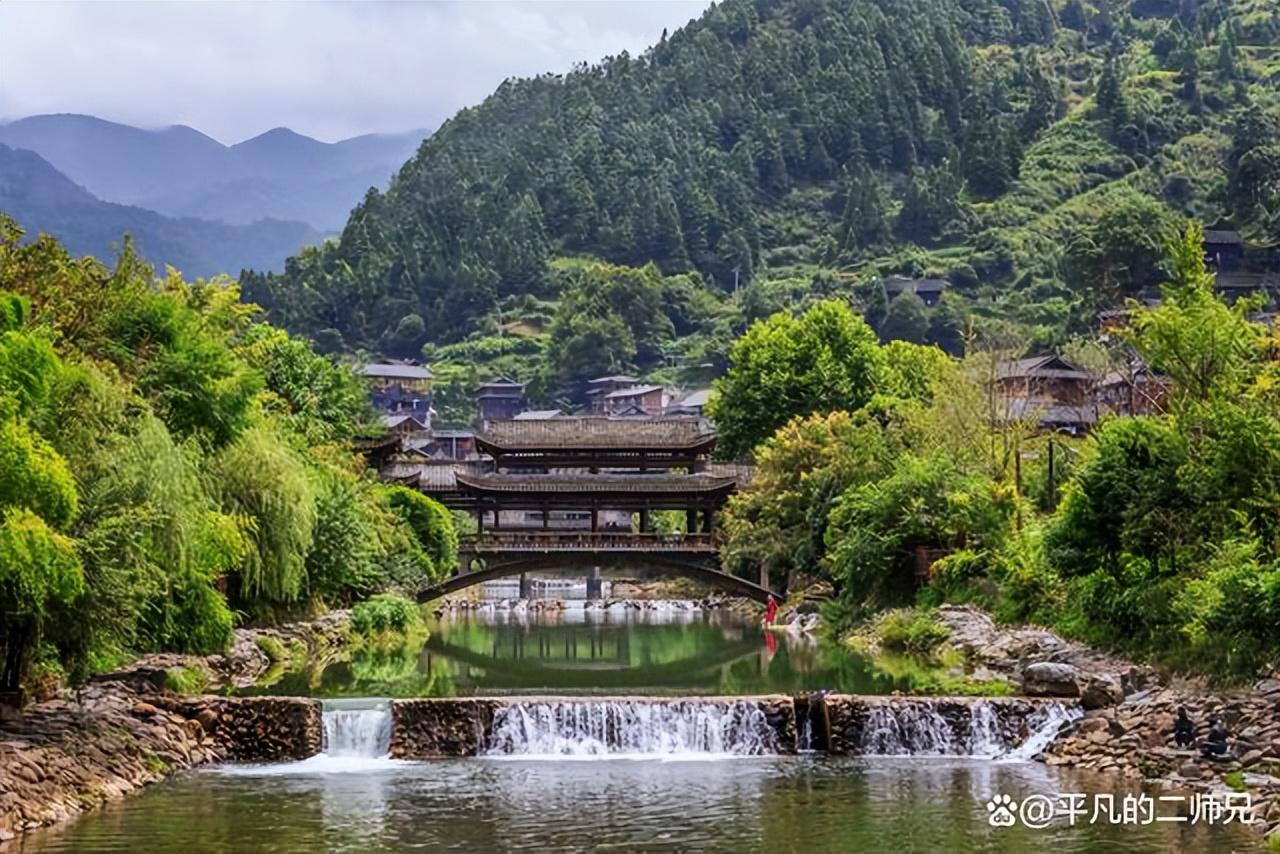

{"left": 764, "top": 594, "right": 778, "bottom": 626}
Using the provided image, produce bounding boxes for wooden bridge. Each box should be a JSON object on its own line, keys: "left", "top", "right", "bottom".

{"left": 417, "top": 531, "right": 780, "bottom": 604}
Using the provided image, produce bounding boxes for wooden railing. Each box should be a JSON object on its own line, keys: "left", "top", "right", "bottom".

{"left": 462, "top": 531, "right": 716, "bottom": 552}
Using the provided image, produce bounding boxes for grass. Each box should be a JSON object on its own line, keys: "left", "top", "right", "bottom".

{"left": 1222, "top": 770, "right": 1248, "bottom": 793}
{"left": 254, "top": 634, "right": 288, "bottom": 663}
{"left": 351, "top": 593, "right": 423, "bottom": 637}
{"left": 163, "top": 665, "right": 209, "bottom": 695}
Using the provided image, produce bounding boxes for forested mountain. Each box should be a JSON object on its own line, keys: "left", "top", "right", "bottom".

{"left": 0, "top": 144, "right": 320, "bottom": 277}
{"left": 0, "top": 115, "right": 429, "bottom": 231}
{"left": 243, "top": 0, "right": 1280, "bottom": 401}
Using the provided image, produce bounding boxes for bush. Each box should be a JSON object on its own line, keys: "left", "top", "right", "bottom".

{"left": 351, "top": 594, "right": 422, "bottom": 636}
{"left": 163, "top": 665, "right": 209, "bottom": 694}
{"left": 876, "top": 609, "right": 950, "bottom": 655}
{"left": 254, "top": 635, "right": 287, "bottom": 663}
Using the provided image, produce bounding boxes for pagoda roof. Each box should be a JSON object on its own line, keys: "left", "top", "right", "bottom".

{"left": 475, "top": 417, "right": 716, "bottom": 452}
{"left": 455, "top": 472, "right": 737, "bottom": 495}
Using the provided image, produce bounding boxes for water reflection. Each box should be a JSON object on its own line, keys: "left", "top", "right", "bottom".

{"left": 244, "top": 606, "right": 930, "bottom": 698}
{"left": 26, "top": 759, "right": 1254, "bottom": 852}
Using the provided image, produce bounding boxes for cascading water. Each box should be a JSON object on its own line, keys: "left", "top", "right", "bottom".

{"left": 485, "top": 700, "right": 777, "bottom": 757}
{"left": 856, "top": 701, "right": 1079, "bottom": 759}
{"left": 1001, "top": 702, "right": 1083, "bottom": 761}
{"left": 322, "top": 698, "right": 393, "bottom": 758}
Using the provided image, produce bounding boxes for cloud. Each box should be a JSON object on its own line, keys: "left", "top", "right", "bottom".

{"left": 0, "top": 0, "right": 710, "bottom": 143}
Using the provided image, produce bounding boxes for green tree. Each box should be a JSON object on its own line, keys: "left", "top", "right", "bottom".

{"left": 709, "top": 300, "right": 888, "bottom": 458}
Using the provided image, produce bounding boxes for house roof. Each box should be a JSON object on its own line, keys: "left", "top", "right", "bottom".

{"left": 475, "top": 376, "right": 525, "bottom": 395}
{"left": 885, "top": 275, "right": 947, "bottom": 295}
{"left": 995, "top": 355, "right": 1091, "bottom": 382}
{"left": 455, "top": 472, "right": 737, "bottom": 495}
{"left": 588, "top": 375, "right": 640, "bottom": 385}
{"left": 1204, "top": 230, "right": 1244, "bottom": 246}
{"left": 604, "top": 384, "right": 665, "bottom": 399}
{"left": 381, "top": 414, "right": 428, "bottom": 430}
{"left": 476, "top": 417, "right": 716, "bottom": 451}
{"left": 1001, "top": 397, "right": 1098, "bottom": 426}
{"left": 1215, "top": 272, "right": 1280, "bottom": 290}
{"left": 362, "top": 362, "right": 433, "bottom": 380}
{"left": 669, "top": 388, "right": 712, "bottom": 409}
{"left": 513, "top": 409, "right": 564, "bottom": 420}
{"left": 430, "top": 429, "right": 475, "bottom": 440}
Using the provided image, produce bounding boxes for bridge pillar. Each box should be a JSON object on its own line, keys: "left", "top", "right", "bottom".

{"left": 585, "top": 565, "right": 602, "bottom": 600}
{"left": 686, "top": 508, "right": 697, "bottom": 534}
{"left": 519, "top": 572, "right": 532, "bottom": 598}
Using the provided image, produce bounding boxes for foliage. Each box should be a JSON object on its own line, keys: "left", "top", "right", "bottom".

{"left": 385, "top": 486, "right": 458, "bottom": 577}
{"left": 874, "top": 609, "right": 951, "bottom": 655}
{"left": 709, "top": 300, "right": 888, "bottom": 458}
{"left": 0, "top": 222, "right": 433, "bottom": 694}
{"left": 351, "top": 594, "right": 422, "bottom": 636}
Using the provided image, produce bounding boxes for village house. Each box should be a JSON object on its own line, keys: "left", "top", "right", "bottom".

{"left": 884, "top": 275, "right": 947, "bottom": 308}
{"left": 993, "top": 354, "right": 1096, "bottom": 436}
{"left": 474, "top": 377, "right": 526, "bottom": 424}
{"left": 585, "top": 375, "right": 640, "bottom": 412}
{"left": 665, "top": 388, "right": 712, "bottom": 418}
{"left": 1094, "top": 364, "right": 1171, "bottom": 417}
{"left": 603, "top": 384, "right": 668, "bottom": 417}
{"left": 362, "top": 361, "right": 433, "bottom": 420}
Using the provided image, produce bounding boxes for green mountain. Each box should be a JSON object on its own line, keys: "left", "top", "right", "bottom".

{"left": 244, "top": 0, "right": 1280, "bottom": 382}
{"left": 0, "top": 143, "right": 320, "bottom": 278}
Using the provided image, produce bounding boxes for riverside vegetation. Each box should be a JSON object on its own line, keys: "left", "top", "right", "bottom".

{"left": 0, "top": 218, "right": 457, "bottom": 701}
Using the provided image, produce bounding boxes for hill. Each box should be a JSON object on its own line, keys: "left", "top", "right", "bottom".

{"left": 0, "top": 114, "right": 429, "bottom": 231}
{"left": 0, "top": 143, "right": 320, "bottom": 278}
{"left": 242, "top": 0, "right": 1280, "bottom": 392}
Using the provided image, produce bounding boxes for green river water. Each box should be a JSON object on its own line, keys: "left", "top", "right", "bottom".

{"left": 21, "top": 604, "right": 1263, "bottom": 852}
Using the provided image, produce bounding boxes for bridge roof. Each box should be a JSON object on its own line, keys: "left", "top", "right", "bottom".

{"left": 475, "top": 417, "right": 716, "bottom": 452}
{"left": 455, "top": 472, "right": 736, "bottom": 495}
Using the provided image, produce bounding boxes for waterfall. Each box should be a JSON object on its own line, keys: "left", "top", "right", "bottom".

{"left": 322, "top": 699, "right": 392, "bottom": 758}
{"left": 1001, "top": 702, "right": 1082, "bottom": 761}
{"left": 485, "top": 700, "right": 778, "bottom": 757}
{"left": 855, "top": 701, "right": 1078, "bottom": 758}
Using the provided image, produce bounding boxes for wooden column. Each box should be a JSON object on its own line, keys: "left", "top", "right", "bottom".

{"left": 639, "top": 508, "right": 650, "bottom": 533}
{"left": 686, "top": 508, "right": 697, "bottom": 534}
{"left": 591, "top": 507, "right": 599, "bottom": 533}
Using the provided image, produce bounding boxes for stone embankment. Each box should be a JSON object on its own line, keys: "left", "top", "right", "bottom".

{"left": 97, "top": 610, "right": 352, "bottom": 693}
{"left": 433, "top": 596, "right": 757, "bottom": 619}
{"left": 0, "top": 614, "right": 344, "bottom": 841}
{"left": 0, "top": 684, "right": 319, "bottom": 840}
{"left": 935, "top": 605, "right": 1280, "bottom": 840}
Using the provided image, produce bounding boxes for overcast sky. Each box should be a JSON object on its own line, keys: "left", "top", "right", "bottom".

{"left": 0, "top": 0, "right": 711, "bottom": 144}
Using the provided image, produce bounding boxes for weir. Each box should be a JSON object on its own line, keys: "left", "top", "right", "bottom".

{"left": 386, "top": 695, "right": 1080, "bottom": 760}
{"left": 321, "top": 698, "right": 393, "bottom": 758}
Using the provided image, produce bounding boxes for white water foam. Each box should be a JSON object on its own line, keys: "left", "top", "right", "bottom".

{"left": 857, "top": 701, "right": 1079, "bottom": 759}
{"left": 218, "top": 698, "right": 399, "bottom": 776}
{"left": 484, "top": 700, "right": 777, "bottom": 758}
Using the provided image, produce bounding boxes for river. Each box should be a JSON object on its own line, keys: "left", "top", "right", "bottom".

{"left": 22, "top": 606, "right": 1263, "bottom": 851}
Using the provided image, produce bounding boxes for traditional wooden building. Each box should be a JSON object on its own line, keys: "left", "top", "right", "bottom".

{"left": 586, "top": 375, "right": 640, "bottom": 412}
{"left": 1204, "top": 229, "right": 1245, "bottom": 272}
{"left": 603, "top": 384, "right": 667, "bottom": 416}
{"left": 362, "top": 361, "right": 433, "bottom": 418}
{"left": 994, "top": 355, "right": 1092, "bottom": 406}
{"left": 884, "top": 275, "right": 947, "bottom": 307}
{"left": 474, "top": 377, "right": 526, "bottom": 423}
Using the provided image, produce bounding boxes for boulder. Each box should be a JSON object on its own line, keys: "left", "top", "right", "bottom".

{"left": 1022, "top": 662, "right": 1080, "bottom": 697}
{"left": 1081, "top": 673, "right": 1124, "bottom": 710}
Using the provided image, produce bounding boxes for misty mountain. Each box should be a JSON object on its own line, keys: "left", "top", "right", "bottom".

{"left": 0, "top": 114, "right": 428, "bottom": 231}
{"left": 0, "top": 143, "right": 320, "bottom": 278}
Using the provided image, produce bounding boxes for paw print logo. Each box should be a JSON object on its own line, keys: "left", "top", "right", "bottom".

{"left": 986, "top": 794, "right": 1019, "bottom": 828}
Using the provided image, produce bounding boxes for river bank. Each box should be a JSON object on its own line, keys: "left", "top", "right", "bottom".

{"left": 934, "top": 605, "right": 1280, "bottom": 839}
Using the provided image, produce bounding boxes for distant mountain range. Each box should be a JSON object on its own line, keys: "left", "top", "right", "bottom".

{"left": 0, "top": 143, "right": 320, "bottom": 278}
{"left": 0, "top": 114, "right": 428, "bottom": 231}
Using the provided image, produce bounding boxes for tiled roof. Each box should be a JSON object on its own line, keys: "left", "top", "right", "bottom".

{"left": 604, "top": 384, "right": 665, "bottom": 399}
{"left": 456, "top": 473, "right": 737, "bottom": 494}
{"left": 513, "top": 409, "right": 564, "bottom": 420}
{"left": 476, "top": 417, "right": 715, "bottom": 450}
{"left": 1203, "top": 230, "right": 1243, "bottom": 245}
{"left": 995, "top": 355, "right": 1091, "bottom": 381}
{"left": 362, "top": 362, "right": 432, "bottom": 380}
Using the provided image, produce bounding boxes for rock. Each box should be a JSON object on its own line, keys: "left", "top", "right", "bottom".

{"left": 1178, "top": 762, "right": 1201, "bottom": 778}
{"left": 130, "top": 702, "right": 159, "bottom": 717}
{"left": 1022, "top": 662, "right": 1080, "bottom": 697}
{"left": 1241, "top": 749, "right": 1265, "bottom": 768}
{"left": 195, "top": 708, "right": 220, "bottom": 733}
{"left": 1081, "top": 673, "right": 1124, "bottom": 710}
{"left": 1078, "top": 717, "right": 1111, "bottom": 734}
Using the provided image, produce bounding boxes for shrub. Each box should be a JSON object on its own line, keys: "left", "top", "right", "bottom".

{"left": 351, "top": 594, "right": 422, "bottom": 636}
{"left": 254, "top": 635, "right": 287, "bottom": 663}
{"left": 163, "top": 665, "right": 209, "bottom": 694}
{"left": 876, "top": 609, "right": 950, "bottom": 655}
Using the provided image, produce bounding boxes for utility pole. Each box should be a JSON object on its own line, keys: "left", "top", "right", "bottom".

{"left": 732, "top": 265, "right": 741, "bottom": 296}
